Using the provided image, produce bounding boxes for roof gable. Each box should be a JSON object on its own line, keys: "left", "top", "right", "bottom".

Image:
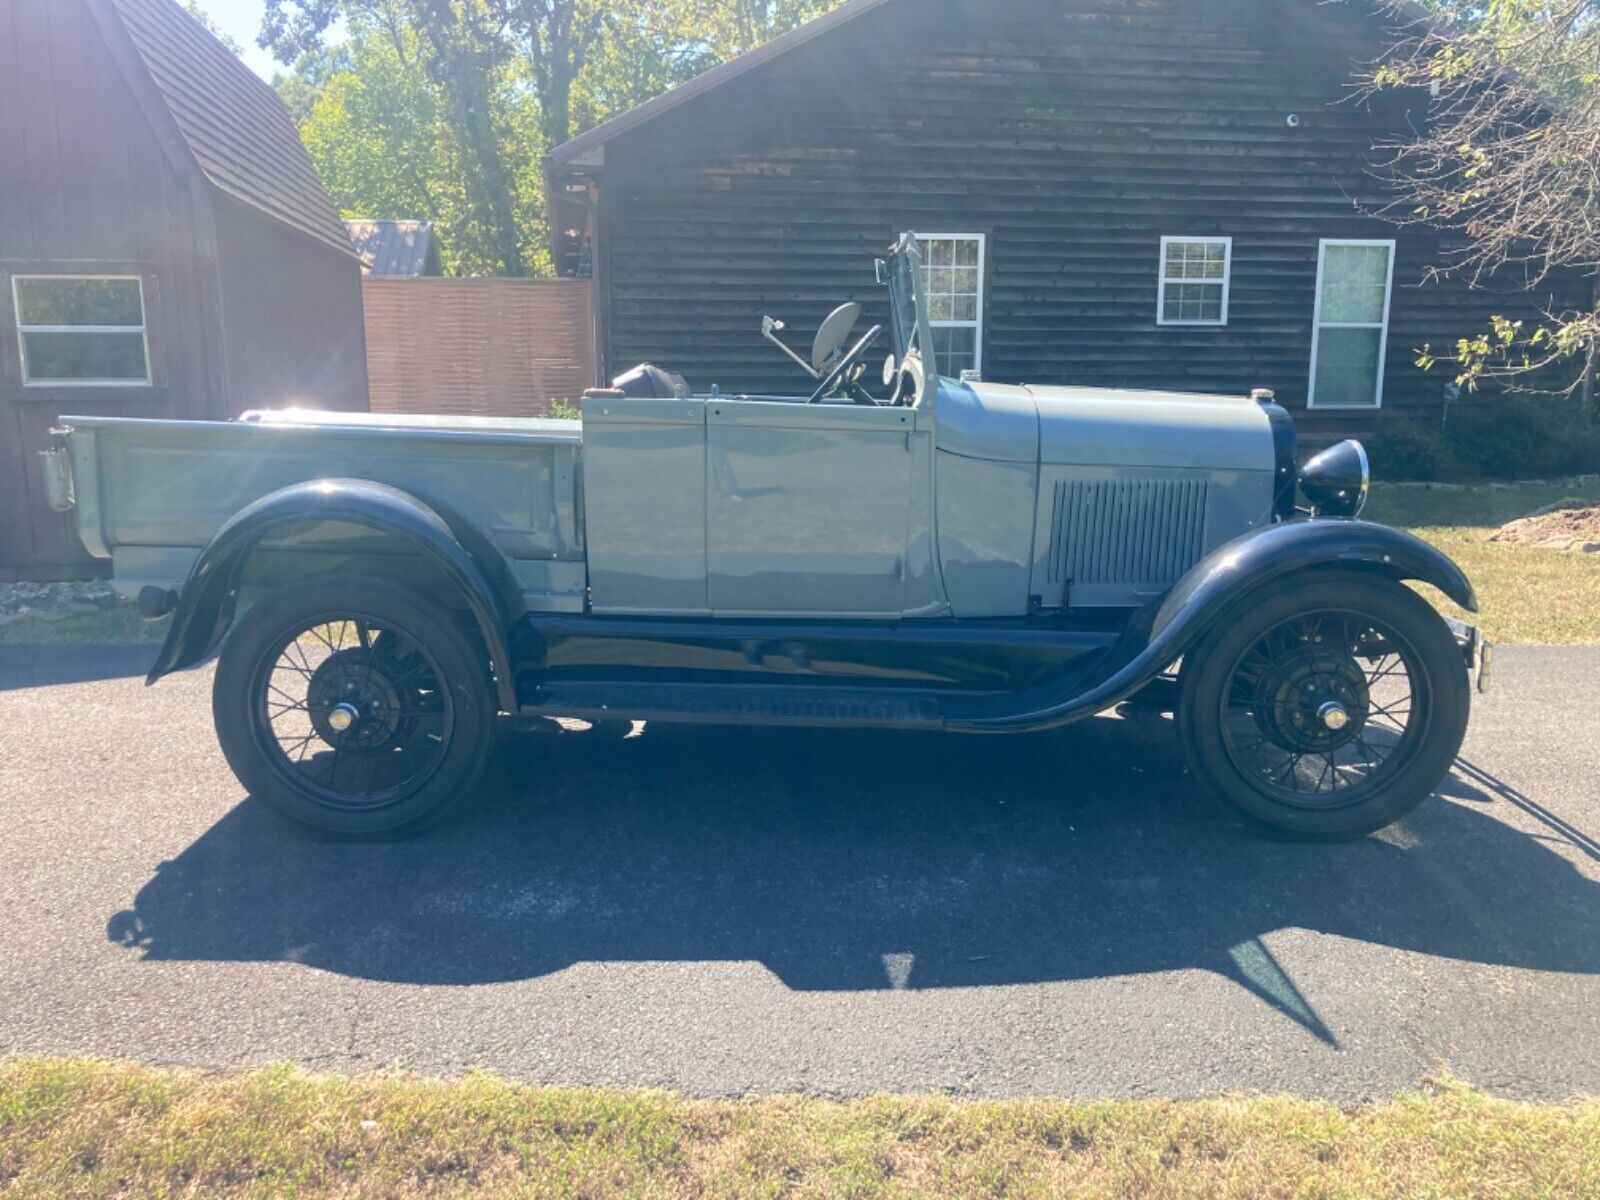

{"left": 345, "top": 220, "right": 441, "bottom": 276}
{"left": 98, "top": 0, "right": 354, "bottom": 257}
{"left": 548, "top": 0, "right": 895, "bottom": 167}
{"left": 548, "top": 0, "right": 1442, "bottom": 168}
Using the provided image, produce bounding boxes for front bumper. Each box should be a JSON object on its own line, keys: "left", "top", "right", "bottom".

{"left": 1446, "top": 617, "right": 1493, "bottom": 695}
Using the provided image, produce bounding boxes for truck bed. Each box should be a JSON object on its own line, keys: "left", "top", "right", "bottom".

{"left": 59, "top": 412, "right": 587, "bottom": 612}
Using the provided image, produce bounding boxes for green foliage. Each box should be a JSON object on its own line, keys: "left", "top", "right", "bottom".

{"left": 293, "top": 17, "right": 546, "bottom": 276}
{"left": 269, "top": 0, "right": 848, "bottom": 276}
{"left": 1367, "top": 392, "right": 1600, "bottom": 481}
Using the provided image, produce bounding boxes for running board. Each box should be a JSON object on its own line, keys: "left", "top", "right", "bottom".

{"left": 520, "top": 682, "right": 946, "bottom": 729}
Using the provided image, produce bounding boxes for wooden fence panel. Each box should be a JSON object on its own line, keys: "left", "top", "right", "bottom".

{"left": 362, "top": 278, "right": 595, "bottom": 416}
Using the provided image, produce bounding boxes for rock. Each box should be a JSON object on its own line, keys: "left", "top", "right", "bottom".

{"left": 0, "top": 580, "right": 123, "bottom": 623}
{"left": 1490, "top": 501, "right": 1600, "bottom": 553}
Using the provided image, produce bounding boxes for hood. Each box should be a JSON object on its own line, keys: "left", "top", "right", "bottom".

{"left": 935, "top": 380, "right": 1275, "bottom": 472}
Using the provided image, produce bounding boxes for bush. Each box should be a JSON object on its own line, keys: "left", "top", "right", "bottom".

{"left": 1366, "top": 393, "right": 1600, "bottom": 482}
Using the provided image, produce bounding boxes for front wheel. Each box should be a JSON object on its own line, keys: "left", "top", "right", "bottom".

{"left": 1178, "top": 575, "right": 1470, "bottom": 839}
{"left": 213, "top": 577, "right": 496, "bottom": 836}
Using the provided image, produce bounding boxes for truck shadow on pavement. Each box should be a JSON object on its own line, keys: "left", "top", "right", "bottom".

{"left": 107, "top": 711, "right": 1600, "bottom": 1043}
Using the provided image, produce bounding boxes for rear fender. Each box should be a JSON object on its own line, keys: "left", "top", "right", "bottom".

{"left": 146, "top": 479, "right": 522, "bottom": 712}
{"left": 946, "top": 518, "right": 1475, "bottom": 733}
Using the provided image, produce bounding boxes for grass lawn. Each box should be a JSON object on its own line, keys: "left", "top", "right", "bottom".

{"left": 1366, "top": 478, "right": 1600, "bottom": 645}
{"left": 1, "top": 1060, "right": 1597, "bottom": 1199}
{"left": 0, "top": 606, "right": 167, "bottom": 646}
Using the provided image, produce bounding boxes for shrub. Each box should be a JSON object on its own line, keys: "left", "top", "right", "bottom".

{"left": 1366, "top": 393, "right": 1600, "bottom": 482}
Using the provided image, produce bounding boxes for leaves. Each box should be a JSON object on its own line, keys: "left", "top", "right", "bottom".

{"left": 269, "top": 0, "right": 847, "bottom": 276}
{"left": 1374, "top": 1, "right": 1600, "bottom": 409}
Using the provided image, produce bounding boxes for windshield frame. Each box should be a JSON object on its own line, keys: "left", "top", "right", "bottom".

{"left": 882, "top": 233, "right": 942, "bottom": 388}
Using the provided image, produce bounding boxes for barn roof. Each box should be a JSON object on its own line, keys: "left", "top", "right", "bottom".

{"left": 96, "top": 0, "right": 355, "bottom": 257}
{"left": 344, "top": 220, "right": 442, "bottom": 276}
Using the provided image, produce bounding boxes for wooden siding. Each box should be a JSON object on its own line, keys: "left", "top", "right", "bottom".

{"left": 362, "top": 278, "right": 595, "bottom": 417}
{"left": 0, "top": 0, "right": 370, "bottom": 579}
{"left": 214, "top": 195, "right": 369, "bottom": 416}
{"left": 590, "top": 0, "right": 1586, "bottom": 435}
{"left": 0, "top": 0, "right": 213, "bottom": 579}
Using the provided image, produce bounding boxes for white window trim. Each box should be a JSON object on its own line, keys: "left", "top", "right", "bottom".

{"left": 1307, "top": 239, "right": 1396, "bottom": 410}
{"left": 13, "top": 274, "right": 152, "bottom": 387}
{"left": 907, "top": 232, "right": 986, "bottom": 373}
{"left": 1157, "top": 236, "right": 1232, "bottom": 327}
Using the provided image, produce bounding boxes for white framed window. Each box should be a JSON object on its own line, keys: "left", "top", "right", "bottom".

{"left": 909, "top": 233, "right": 985, "bottom": 375}
{"left": 1308, "top": 240, "right": 1395, "bottom": 409}
{"left": 1158, "top": 236, "right": 1232, "bottom": 326}
{"left": 12, "top": 275, "right": 151, "bottom": 386}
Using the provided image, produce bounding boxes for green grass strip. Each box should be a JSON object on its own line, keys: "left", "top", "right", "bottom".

{"left": 2, "top": 1059, "right": 1597, "bottom": 1198}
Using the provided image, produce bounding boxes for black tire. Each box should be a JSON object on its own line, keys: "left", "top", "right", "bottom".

{"left": 1178, "top": 574, "right": 1469, "bottom": 840}
{"left": 213, "top": 577, "right": 496, "bottom": 836}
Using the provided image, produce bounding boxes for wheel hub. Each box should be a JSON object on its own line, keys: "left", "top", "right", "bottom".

{"left": 307, "top": 650, "right": 404, "bottom": 753}
{"left": 1253, "top": 645, "right": 1369, "bottom": 753}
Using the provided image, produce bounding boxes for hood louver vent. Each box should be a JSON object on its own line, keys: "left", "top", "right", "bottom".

{"left": 1047, "top": 478, "right": 1210, "bottom": 588}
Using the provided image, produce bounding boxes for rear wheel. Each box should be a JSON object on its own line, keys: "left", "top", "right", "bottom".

{"left": 1178, "top": 575, "right": 1469, "bottom": 839}
{"left": 213, "top": 577, "right": 495, "bottom": 836}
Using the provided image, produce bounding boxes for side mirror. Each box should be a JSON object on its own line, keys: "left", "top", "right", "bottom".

{"left": 811, "top": 301, "right": 862, "bottom": 373}
{"left": 874, "top": 258, "right": 889, "bottom": 285}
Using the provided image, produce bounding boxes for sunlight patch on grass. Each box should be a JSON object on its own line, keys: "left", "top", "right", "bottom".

{"left": 1367, "top": 480, "right": 1600, "bottom": 645}
{"left": 1, "top": 1059, "right": 1597, "bottom": 1199}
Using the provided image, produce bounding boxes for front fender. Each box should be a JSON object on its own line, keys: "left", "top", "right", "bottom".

{"left": 146, "top": 479, "right": 521, "bottom": 712}
{"left": 1150, "top": 517, "right": 1477, "bottom": 639}
{"left": 945, "top": 518, "right": 1475, "bottom": 733}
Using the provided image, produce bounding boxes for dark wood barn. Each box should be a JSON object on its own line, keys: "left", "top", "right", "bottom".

{"left": 547, "top": 0, "right": 1584, "bottom": 437}
{"left": 0, "top": 0, "right": 368, "bottom": 581}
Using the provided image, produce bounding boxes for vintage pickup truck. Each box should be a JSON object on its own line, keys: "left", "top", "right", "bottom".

{"left": 48, "top": 236, "right": 1487, "bottom": 838}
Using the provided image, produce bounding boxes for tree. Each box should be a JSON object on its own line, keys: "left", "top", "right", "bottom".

{"left": 1375, "top": 1, "right": 1600, "bottom": 414}
{"left": 291, "top": 16, "right": 546, "bottom": 274}
{"left": 264, "top": 1, "right": 532, "bottom": 274}
{"left": 570, "top": 0, "right": 840, "bottom": 131}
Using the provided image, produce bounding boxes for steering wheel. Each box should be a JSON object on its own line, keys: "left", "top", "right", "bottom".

{"left": 807, "top": 325, "right": 883, "bottom": 404}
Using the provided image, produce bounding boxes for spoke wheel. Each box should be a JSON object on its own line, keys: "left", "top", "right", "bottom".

{"left": 1220, "top": 609, "right": 1426, "bottom": 811}
{"left": 251, "top": 613, "right": 456, "bottom": 811}
{"left": 213, "top": 577, "right": 495, "bottom": 836}
{"left": 1178, "top": 575, "right": 1470, "bottom": 840}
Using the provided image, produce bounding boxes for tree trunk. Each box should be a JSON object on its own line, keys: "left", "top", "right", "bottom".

{"left": 539, "top": 68, "right": 573, "bottom": 150}
{"left": 1586, "top": 272, "right": 1600, "bottom": 426}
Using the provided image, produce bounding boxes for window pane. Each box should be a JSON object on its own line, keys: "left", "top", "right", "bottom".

{"left": 952, "top": 295, "right": 978, "bottom": 321}
{"left": 952, "top": 266, "right": 979, "bottom": 296}
{"left": 927, "top": 293, "right": 954, "bottom": 321}
{"left": 17, "top": 278, "right": 143, "bottom": 327}
{"left": 22, "top": 330, "right": 148, "bottom": 382}
{"left": 1313, "top": 327, "right": 1382, "bottom": 406}
{"left": 955, "top": 239, "right": 980, "bottom": 266}
{"left": 1164, "top": 281, "right": 1223, "bottom": 322}
{"left": 933, "top": 326, "right": 977, "bottom": 374}
{"left": 1320, "top": 245, "right": 1390, "bottom": 323}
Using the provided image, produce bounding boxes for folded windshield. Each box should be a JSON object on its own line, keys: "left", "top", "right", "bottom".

{"left": 882, "top": 234, "right": 938, "bottom": 380}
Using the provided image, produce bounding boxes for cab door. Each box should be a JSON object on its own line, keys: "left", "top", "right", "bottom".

{"left": 706, "top": 400, "right": 915, "bottom": 616}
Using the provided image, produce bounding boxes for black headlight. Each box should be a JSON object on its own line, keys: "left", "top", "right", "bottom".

{"left": 1300, "top": 439, "right": 1369, "bottom": 518}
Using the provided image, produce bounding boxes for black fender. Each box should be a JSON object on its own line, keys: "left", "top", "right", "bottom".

{"left": 945, "top": 517, "right": 1476, "bottom": 733}
{"left": 146, "top": 478, "right": 522, "bottom": 712}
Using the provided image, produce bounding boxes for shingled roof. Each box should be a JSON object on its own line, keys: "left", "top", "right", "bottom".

{"left": 96, "top": 0, "right": 354, "bottom": 257}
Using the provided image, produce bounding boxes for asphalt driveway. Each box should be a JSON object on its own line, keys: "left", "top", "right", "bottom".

{"left": 1, "top": 642, "right": 1597, "bottom": 1101}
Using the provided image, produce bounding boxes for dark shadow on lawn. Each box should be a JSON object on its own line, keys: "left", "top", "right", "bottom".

{"left": 108, "top": 712, "right": 1600, "bottom": 1044}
